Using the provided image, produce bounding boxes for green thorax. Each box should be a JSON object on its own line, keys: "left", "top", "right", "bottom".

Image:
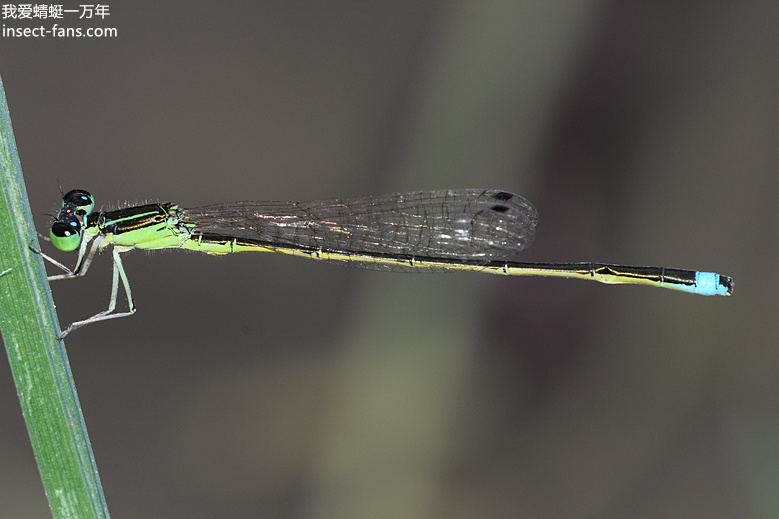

{"left": 89, "top": 203, "right": 192, "bottom": 250}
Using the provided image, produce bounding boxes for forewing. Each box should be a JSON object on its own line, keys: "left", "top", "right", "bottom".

{"left": 182, "top": 188, "right": 538, "bottom": 262}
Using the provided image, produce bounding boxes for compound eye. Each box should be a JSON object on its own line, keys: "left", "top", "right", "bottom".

{"left": 62, "top": 189, "right": 95, "bottom": 216}
{"left": 50, "top": 220, "right": 82, "bottom": 252}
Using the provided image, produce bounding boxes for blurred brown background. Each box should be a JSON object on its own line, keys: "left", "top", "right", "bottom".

{"left": 1, "top": 1, "right": 776, "bottom": 518}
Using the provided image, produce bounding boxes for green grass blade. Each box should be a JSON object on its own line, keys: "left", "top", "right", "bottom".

{"left": 0, "top": 74, "right": 110, "bottom": 517}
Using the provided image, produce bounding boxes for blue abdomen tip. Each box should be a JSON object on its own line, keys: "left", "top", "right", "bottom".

{"left": 695, "top": 271, "right": 732, "bottom": 296}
